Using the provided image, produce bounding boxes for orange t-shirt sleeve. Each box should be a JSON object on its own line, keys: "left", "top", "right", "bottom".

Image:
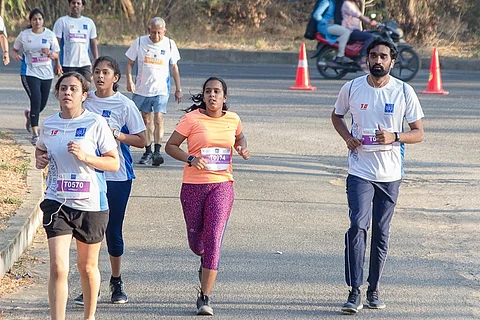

{"left": 236, "top": 118, "right": 243, "bottom": 136}
{"left": 175, "top": 113, "right": 191, "bottom": 137}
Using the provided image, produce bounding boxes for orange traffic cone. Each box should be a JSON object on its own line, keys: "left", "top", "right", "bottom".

{"left": 421, "top": 47, "right": 448, "bottom": 95}
{"left": 289, "top": 42, "right": 316, "bottom": 91}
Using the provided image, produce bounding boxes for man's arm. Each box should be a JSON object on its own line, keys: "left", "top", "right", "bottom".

{"left": 375, "top": 119, "right": 424, "bottom": 145}
{"left": 89, "top": 38, "right": 98, "bottom": 61}
{"left": 170, "top": 63, "right": 183, "bottom": 103}
{"left": 401, "top": 119, "right": 424, "bottom": 143}
{"left": 331, "top": 109, "right": 362, "bottom": 150}
{"left": 126, "top": 59, "right": 136, "bottom": 93}
{"left": 0, "top": 34, "right": 9, "bottom": 65}
{"left": 54, "top": 37, "right": 62, "bottom": 75}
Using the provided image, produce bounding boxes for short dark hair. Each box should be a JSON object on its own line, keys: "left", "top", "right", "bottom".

{"left": 366, "top": 37, "right": 398, "bottom": 60}
{"left": 29, "top": 8, "right": 44, "bottom": 21}
{"left": 54, "top": 71, "right": 90, "bottom": 97}
{"left": 68, "top": 0, "right": 86, "bottom": 5}
{"left": 93, "top": 56, "right": 121, "bottom": 92}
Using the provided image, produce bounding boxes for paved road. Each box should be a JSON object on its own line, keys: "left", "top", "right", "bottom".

{"left": 0, "top": 62, "right": 480, "bottom": 319}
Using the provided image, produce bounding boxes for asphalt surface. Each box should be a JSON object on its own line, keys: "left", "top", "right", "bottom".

{"left": 0, "top": 56, "right": 480, "bottom": 319}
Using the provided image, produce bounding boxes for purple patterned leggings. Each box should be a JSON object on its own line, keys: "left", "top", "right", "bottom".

{"left": 180, "top": 181, "right": 234, "bottom": 270}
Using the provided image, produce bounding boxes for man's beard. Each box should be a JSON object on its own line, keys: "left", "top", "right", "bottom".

{"left": 369, "top": 64, "right": 390, "bottom": 77}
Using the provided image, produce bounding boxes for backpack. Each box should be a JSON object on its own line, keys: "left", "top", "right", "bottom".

{"left": 334, "top": 0, "right": 345, "bottom": 25}
{"left": 304, "top": 0, "right": 322, "bottom": 40}
{"left": 304, "top": 17, "right": 318, "bottom": 40}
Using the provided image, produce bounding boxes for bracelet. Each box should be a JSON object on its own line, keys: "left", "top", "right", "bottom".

{"left": 175, "top": 89, "right": 182, "bottom": 93}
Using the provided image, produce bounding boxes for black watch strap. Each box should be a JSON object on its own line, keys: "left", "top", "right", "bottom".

{"left": 187, "top": 155, "right": 196, "bottom": 166}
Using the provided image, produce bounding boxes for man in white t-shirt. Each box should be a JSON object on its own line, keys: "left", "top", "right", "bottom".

{"left": 0, "top": 15, "right": 9, "bottom": 65}
{"left": 332, "top": 37, "right": 424, "bottom": 315}
{"left": 125, "top": 17, "right": 183, "bottom": 166}
{"left": 53, "top": 0, "right": 98, "bottom": 81}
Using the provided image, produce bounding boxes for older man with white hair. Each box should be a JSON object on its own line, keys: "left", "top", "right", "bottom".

{"left": 126, "top": 17, "right": 183, "bottom": 166}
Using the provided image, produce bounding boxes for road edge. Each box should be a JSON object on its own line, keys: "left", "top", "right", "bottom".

{"left": 0, "top": 132, "right": 44, "bottom": 278}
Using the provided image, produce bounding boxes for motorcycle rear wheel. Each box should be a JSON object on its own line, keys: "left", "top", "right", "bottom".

{"left": 390, "top": 46, "right": 421, "bottom": 82}
{"left": 316, "top": 47, "right": 349, "bottom": 80}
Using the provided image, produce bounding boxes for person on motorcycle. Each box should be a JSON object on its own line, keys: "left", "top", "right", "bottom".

{"left": 313, "top": 0, "right": 353, "bottom": 64}
{"left": 341, "top": 0, "right": 377, "bottom": 69}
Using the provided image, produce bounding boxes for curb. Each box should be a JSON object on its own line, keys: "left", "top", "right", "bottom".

{"left": 97, "top": 45, "right": 480, "bottom": 71}
{"left": 0, "top": 132, "right": 44, "bottom": 278}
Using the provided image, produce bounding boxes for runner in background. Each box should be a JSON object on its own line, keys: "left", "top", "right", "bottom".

{"left": 125, "top": 17, "right": 183, "bottom": 166}
{"left": 73, "top": 56, "right": 146, "bottom": 306}
{"left": 11, "top": 8, "right": 59, "bottom": 145}
{"left": 53, "top": 0, "right": 98, "bottom": 82}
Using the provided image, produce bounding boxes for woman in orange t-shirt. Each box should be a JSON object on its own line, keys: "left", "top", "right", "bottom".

{"left": 166, "top": 77, "right": 250, "bottom": 315}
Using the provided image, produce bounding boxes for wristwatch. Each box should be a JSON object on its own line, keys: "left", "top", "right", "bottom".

{"left": 394, "top": 132, "right": 400, "bottom": 142}
{"left": 113, "top": 129, "right": 121, "bottom": 140}
{"left": 187, "top": 155, "right": 196, "bottom": 167}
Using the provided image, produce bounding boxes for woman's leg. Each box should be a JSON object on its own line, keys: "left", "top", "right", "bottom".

{"left": 106, "top": 180, "right": 132, "bottom": 303}
{"left": 106, "top": 180, "right": 132, "bottom": 276}
{"left": 24, "top": 76, "right": 42, "bottom": 137}
{"left": 201, "top": 182, "right": 234, "bottom": 295}
{"left": 180, "top": 184, "right": 207, "bottom": 257}
{"left": 20, "top": 76, "right": 32, "bottom": 133}
{"left": 77, "top": 240, "right": 102, "bottom": 320}
{"left": 47, "top": 234, "right": 72, "bottom": 320}
{"left": 39, "top": 78, "right": 53, "bottom": 114}
{"left": 327, "top": 24, "right": 352, "bottom": 57}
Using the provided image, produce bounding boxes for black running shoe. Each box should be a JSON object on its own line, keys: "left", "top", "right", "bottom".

{"left": 196, "top": 290, "right": 213, "bottom": 315}
{"left": 73, "top": 293, "right": 84, "bottom": 306}
{"left": 152, "top": 152, "right": 164, "bottom": 166}
{"left": 110, "top": 279, "right": 128, "bottom": 304}
{"left": 139, "top": 151, "right": 152, "bottom": 164}
{"left": 73, "top": 291, "right": 100, "bottom": 306}
{"left": 335, "top": 56, "right": 354, "bottom": 64}
{"left": 366, "top": 288, "right": 386, "bottom": 309}
{"left": 341, "top": 288, "right": 363, "bottom": 314}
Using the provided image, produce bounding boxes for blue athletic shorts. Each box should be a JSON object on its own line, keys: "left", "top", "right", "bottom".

{"left": 132, "top": 94, "right": 169, "bottom": 113}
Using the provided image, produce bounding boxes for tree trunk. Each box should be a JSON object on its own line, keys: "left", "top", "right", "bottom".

{"left": 120, "top": 0, "right": 136, "bottom": 22}
{"left": 359, "top": 0, "right": 365, "bottom": 15}
{"left": 406, "top": 0, "right": 418, "bottom": 37}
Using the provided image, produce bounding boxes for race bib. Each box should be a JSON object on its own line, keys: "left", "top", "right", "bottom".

{"left": 69, "top": 30, "right": 87, "bottom": 43}
{"left": 31, "top": 52, "right": 50, "bottom": 67}
{"left": 56, "top": 173, "right": 91, "bottom": 200}
{"left": 361, "top": 129, "right": 392, "bottom": 152}
{"left": 143, "top": 53, "right": 165, "bottom": 70}
{"left": 201, "top": 148, "right": 231, "bottom": 171}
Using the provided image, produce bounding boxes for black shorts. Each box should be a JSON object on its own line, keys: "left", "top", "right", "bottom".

{"left": 62, "top": 65, "right": 92, "bottom": 82}
{"left": 40, "top": 199, "right": 109, "bottom": 244}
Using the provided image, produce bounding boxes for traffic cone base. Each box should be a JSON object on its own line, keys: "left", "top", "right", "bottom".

{"left": 421, "top": 47, "right": 448, "bottom": 95}
{"left": 289, "top": 42, "right": 316, "bottom": 91}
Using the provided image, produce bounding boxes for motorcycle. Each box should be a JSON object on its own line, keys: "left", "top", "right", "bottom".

{"left": 310, "top": 20, "right": 421, "bottom": 82}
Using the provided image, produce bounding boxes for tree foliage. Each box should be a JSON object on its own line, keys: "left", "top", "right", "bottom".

{"left": 1, "top": 0, "right": 478, "bottom": 44}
